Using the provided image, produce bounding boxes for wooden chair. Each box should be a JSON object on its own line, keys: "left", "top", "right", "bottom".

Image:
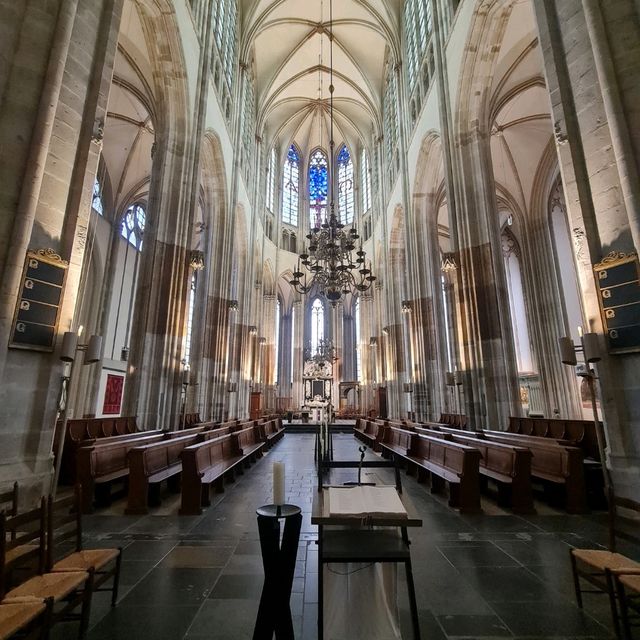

{"left": 616, "top": 573, "right": 640, "bottom": 640}
{"left": 0, "top": 499, "right": 94, "bottom": 639}
{"left": 47, "top": 488, "right": 122, "bottom": 607}
{"left": 0, "top": 483, "right": 18, "bottom": 518}
{"left": 0, "top": 596, "right": 53, "bottom": 640}
{"left": 570, "top": 499, "right": 640, "bottom": 638}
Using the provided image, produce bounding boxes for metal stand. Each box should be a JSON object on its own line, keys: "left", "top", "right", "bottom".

{"left": 253, "top": 504, "right": 302, "bottom": 640}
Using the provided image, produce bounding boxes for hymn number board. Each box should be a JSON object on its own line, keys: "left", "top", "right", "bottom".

{"left": 594, "top": 252, "right": 640, "bottom": 354}
{"left": 10, "top": 250, "right": 68, "bottom": 352}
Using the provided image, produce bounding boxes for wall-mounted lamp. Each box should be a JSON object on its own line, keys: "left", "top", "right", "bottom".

{"left": 401, "top": 300, "right": 411, "bottom": 314}
{"left": 382, "top": 326, "right": 390, "bottom": 336}
{"left": 228, "top": 300, "right": 239, "bottom": 311}
{"left": 227, "top": 382, "right": 237, "bottom": 393}
{"left": 258, "top": 337, "right": 266, "bottom": 346}
{"left": 559, "top": 326, "right": 601, "bottom": 366}
{"left": 120, "top": 346, "right": 129, "bottom": 362}
{"left": 369, "top": 337, "right": 378, "bottom": 346}
{"left": 52, "top": 330, "right": 103, "bottom": 495}
{"left": 249, "top": 326, "right": 257, "bottom": 336}
{"left": 189, "top": 250, "right": 205, "bottom": 271}
{"left": 441, "top": 253, "right": 458, "bottom": 273}
{"left": 558, "top": 327, "right": 615, "bottom": 550}
{"left": 60, "top": 331, "right": 103, "bottom": 364}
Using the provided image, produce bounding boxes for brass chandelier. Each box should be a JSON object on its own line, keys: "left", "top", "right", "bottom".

{"left": 289, "top": 0, "right": 375, "bottom": 305}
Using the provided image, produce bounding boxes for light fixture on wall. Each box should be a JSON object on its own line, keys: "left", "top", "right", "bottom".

{"left": 52, "top": 330, "right": 104, "bottom": 495}
{"left": 441, "top": 253, "right": 457, "bottom": 273}
{"left": 249, "top": 325, "right": 257, "bottom": 336}
{"left": 60, "top": 331, "right": 103, "bottom": 364}
{"left": 401, "top": 300, "right": 411, "bottom": 314}
{"left": 558, "top": 327, "right": 616, "bottom": 549}
{"left": 289, "top": 0, "right": 375, "bottom": 305}
{"left": 228, "top": 300, "right": 239, "bottom": 311}
{"left": 189, "top": 250, "right": 205, "bottom": 271}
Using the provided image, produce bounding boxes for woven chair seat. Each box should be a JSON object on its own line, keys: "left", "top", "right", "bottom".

{"left": 4, "top": 544, "right": 38, "bottom": 565}
{"left": 3, "top": 571, "right": 88, "bottom": 602}
{"left": 571, "top": 549, "right": 640, "bottom": 573}
{"left": 620, "top": 573, "right": 640, "bottom": 591}
{"left": 52, "top": 548, "right": 119, "bottom": 572}
{"left": 0, "top": 599, "right": 45, "bottom": 640}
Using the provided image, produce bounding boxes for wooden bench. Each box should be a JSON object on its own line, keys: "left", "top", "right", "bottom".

{"left": 379, "top": 426, "right": 414, "bottom": 460}
{"left": 235, "top": 424, "right": 266, "bottom": 461}
{"left": 406, "top": 433, "right": 482, "bottom": 513}
{"left": 439, "top": 413, "right": 468, "bottom": 428}
{"left": 438, "top": 431, "right": 534, "bottom": 513}
{"left": 476, "top": 431, "right": 586, "bottom": 513}
{"left": 54, "top": 417, "right": 139, "bottom": 485}
{"left": 508, "top": 416, "right": 601, "bottom": 461}
{"left": 179, "top": 434, "right": 248, "bottom": 516}
{"left": 261, "top": 418, "right": 284, "bottom": 447}
{"left": 125, "top": 434, "right": 202, "bottom": 514}
{"left": 76, "top": 433, "right": 165, "bottom": 512}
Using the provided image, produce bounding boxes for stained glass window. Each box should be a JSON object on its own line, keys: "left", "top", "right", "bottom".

{"left": 282, "top": 145, "right": 299, "bottom": 225}
{"left": 337, "top": 145, "right": 354, "bottom": 225}
{"left": 92, "top": 179, "right": 104, "bottom": 215}
{"left": 309, "top": 149, "right": 328, "bottom": 228}
{"left": 121, "top": 203, "right": 145, "bottom": 250}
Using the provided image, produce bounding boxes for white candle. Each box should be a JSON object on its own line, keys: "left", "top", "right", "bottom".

{"left": 273, "top": 462, "right": 285, "bottom": 506}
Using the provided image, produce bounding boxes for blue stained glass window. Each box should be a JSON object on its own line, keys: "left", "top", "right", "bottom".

{"left": 337, "top": 145, "right": 354, "bottom": 225}
{"left": 309, "top": 149, "right": 328, "bottom": 228}
{"left": 282, "top": 145, "right": 299, "bottom": 225}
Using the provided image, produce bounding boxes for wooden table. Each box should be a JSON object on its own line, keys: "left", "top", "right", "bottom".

{"left": 312, "top": 487, "right": 422, "bottom": 640}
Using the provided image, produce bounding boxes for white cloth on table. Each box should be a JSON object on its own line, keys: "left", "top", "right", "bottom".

{"left": 324, "top": 562, "right": 401, "bottom": 640}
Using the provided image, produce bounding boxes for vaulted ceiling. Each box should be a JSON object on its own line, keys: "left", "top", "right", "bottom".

{"left": 240, "top": 0, "right": 403, "bottom": 161}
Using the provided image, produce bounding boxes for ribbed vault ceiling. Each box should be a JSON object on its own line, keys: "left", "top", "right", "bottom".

{"left": 241, "top": 0, "right": 402, "bottom": 159}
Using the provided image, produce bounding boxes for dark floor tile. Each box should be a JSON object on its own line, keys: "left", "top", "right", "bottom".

{"left": 222, "top": 553, "right": 264, "bottom": 575}
{"left": 437, "top": 613, "right": 512, "bottom": 636}
{"left": 159, "top": 545, "right": 233, "bottom": 568}
{"left": 438, "top": 543, "right": 521, "bottom": 568}
{"left": 209, "top": 574, "right": 264, "bottom": 599}
{"left": 117, "top": 559, "right": 156, "bottom": 586}
{"left": 121, "top": 567, "right": 220, "bottom": 605}
{"left": 462, "top": 566, "right": 556, "bottom": 602}
{"left": 121, "top": 540, "right": 176, "bottom": 562}
{"left": 87, "top": 605, "right": 200, "bottom": 640}
{"left": 185, "top": 599, "right": 259, "bottom": 638}
{"left": 492, "top": 601, "right": 614, "bottom": 637}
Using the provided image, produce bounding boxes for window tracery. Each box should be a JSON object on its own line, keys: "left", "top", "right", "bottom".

{"left": 120, "top": 203, "right": 145, "bottom": 250}
{"left": 282, "top": 145, "right": 299, "bottom": 225}
{"left": 309, "top": 149, "right": 328, "bottom": 228}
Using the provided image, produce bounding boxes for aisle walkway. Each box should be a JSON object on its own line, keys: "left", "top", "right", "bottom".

{"left": 69, "top": 433, "right": 637, "bottom": 640}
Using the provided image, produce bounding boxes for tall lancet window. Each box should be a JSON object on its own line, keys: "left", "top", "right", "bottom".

{"left": 274, "top": 298, "right": 281, "bottom": 384}
{"left": 337, "top": 145, "right": 354, "bottom": 224}
{"left": 354, "top": 297, "right": 361, "bottom": 381}
{"left": 311, "top": 298, "right": 324, "bottom": 356}
{"left": 361, "top": 149, "right": 371, "bottom": 212}
{"left": 309, "top": 149, "right": 328, "bottom": 228}
{"left": 282, "top": 145, "right": 299, "bottom": 225}
{"left": 121, "top": 203, "right": 145, "bottom": 250}
{"left": 266, "top": 147, "right": 276, "bottom": 212}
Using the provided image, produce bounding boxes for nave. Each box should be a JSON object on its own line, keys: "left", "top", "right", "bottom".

{"left": 54, "top": 433, "right": 638, "bottom": 640}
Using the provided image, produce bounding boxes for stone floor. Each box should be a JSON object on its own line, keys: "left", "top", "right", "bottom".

{"left": 55, "top": 433, "right": 639, "bottom": 640}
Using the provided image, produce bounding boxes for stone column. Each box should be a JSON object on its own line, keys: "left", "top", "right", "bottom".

{"left": 0, "top": 0, "right": 123, "bottom": 499}
{"left": 534, "top": 0, "right": 640, "bottom": 500}
{"left": 291, "top": 300, "right": 303, "bottom": 407}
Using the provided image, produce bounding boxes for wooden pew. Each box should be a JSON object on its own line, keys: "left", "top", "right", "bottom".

{"left": 354, "top": 420, "right": 385, "bottom": 451}
{"left": 55, "top": 417, "right": 140, "bottom": 485}
{"left": 179, "top": 433, "right": 248, "bottom": 516}
{"left": 434, "top": 430, "right": 535, "bottom": 513}
{"left": 406, "top": 433, "right": 482, "bottom": 513}
{"left": 508, "top": 416, "right": 601, "bottom": 461}
{"left": 260, "top": 418, "right": 285, "bottom": 447}
{"left": 125, "top": 434, "right": 201, "bottom": 514}
{"left": 235, "top": 424, "right": 266, "bottom": 461}
{"left": 76, "top": 433, "right": 165, "bottom": 512}
{"left": 478, "top": 432, "right": 586, "bottom": 513}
